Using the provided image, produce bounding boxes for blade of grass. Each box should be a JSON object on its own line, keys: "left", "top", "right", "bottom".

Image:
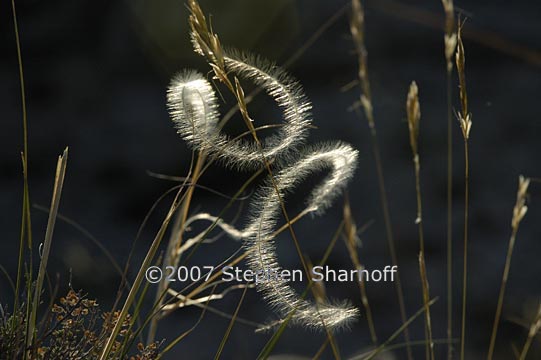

{"left": 149, "top": 151, "right": 203, "bottom": 342}
{"left": 11, "top": 0, "right": 33, "bottom": 316}
{"left": 27, "top": 147, "right": 68, "bottom": 348}
{"left": 99, "top": 185, "right": 186, "bottom": 360}
{"left": 213, "top": 285, "right": 248, "bottom": 359}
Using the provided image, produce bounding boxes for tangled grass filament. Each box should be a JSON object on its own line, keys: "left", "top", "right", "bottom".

{"left": 168, "top": 52, "right": 312, "bottom": 171}
{"left": 168, "top": 49, "right": 360, "bottom": 331}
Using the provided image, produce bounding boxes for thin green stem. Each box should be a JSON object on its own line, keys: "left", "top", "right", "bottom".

{"left": 12, "top": 0, "right": 33, "bottom": 312}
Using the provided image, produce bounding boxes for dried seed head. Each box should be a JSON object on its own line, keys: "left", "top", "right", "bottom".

{"left": 350, "top": 0, "right": 365, "bottom": 48}
{"left": 167, "top": 53, "right": 312, "bottom": 171}
{"left": 444, "top": 33, "right": 457, "bottom": 72}
{"left": 441, "top": 0, "right": 456, "bottom": 71}
{"left": 455, "top": 22, "right": 472, "bottom": 140}
{"left": 343, "top": 198, "right": 360, "bottom": 253}
{"left": 455, "top": 29, "right": 467, "bottom": 115}
{"left": 350, "top": 0, "right": 374, "bottom": 128}
{"left": 406, "top": 81, "right": 421, "bottom": 156}
{"left": 512, "top": 175, "right": 530, "bottom": 229}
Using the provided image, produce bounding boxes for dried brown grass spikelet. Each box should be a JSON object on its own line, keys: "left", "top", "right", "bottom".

{"left": 342, "top": 197, "right": 378, "bottom": 344}
{"left": 455, "top": 22, "right": 472, "bottom": 140}
{"left": 350, "top": 0, "right": 374, "bottom": 128}
{"left": 488, "top": 176, "right": 531, "bottom": 358}
{"left": 188, "top": 0, "right": 257, "bottom": 134}
{"left": 441, "top": 0, "right": 457, "bottom": 72}
{"left": 406, "top": 81, "right": 421, "bottom": 157}
{"left": 512, "top": 175, "right": 530, "bottom": 229}
{"left": 343, "top": 197, "right": 360, "bottom": 255}
{"left": 188, "top": 0, "right": 224, "bottom": 71}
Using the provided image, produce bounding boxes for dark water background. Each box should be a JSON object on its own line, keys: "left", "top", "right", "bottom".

{"left": 1, "top": 0, "right": 540, "bottom": 358}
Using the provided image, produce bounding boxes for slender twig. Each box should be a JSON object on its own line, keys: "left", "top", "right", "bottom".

{"left": 349, "top": 1, "right": 412, "bottom": 357}
{"left": 487, "top": 176, "right": 530, "bottom": 359}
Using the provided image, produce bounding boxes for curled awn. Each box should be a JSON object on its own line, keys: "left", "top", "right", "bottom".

{"left": 168, "top": 51, "right": 312, "bottom": 170}
{"left": 168, "top": 46, "right": 360, "bottom": 331}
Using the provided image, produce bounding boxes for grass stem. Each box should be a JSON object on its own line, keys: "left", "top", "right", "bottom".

{"left": 350, "top": 1, "right": 412, "bottom": 357}
{"left": 487, "top": 176, "right": 530, "bottom": 359}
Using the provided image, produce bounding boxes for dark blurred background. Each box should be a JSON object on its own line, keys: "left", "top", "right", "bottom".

{"left": 1, "top": 0, "right": 540, "bottom": 358}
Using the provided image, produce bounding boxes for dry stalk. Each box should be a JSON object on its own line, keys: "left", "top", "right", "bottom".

{"left": 350, "top": 1, "right": 412, "bottom": 357}
{"left": 456, "top": 20, "right": 472, "bottom": 360}
{"left": 487, "top": 176, "right": 530, "bottom": 359}
{"left": 406, "top": 81, "right": 434, "bottom": 360}
{"left": 27, "top": 148, "right": 69, "bottom": 348}
{"left": 343, "top": 197, "right": 378, "bottom": 344}
{"left": 440, "top": 1, "right": 456, "bottom": 358}
{"left": 419, "top": 253, "right": 435, "bottom": 360}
